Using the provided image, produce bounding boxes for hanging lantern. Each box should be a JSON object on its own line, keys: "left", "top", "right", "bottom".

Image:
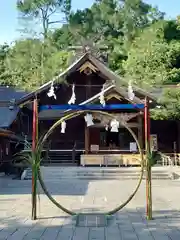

{"left": 128, "top": 81, "right": 135, "bottom": 101}
{"left": 47, "top": 82, "right": 57, "bottom": 99}
{"left": 68, "top": 84, "right": 76, "bottom": 104}
{"left": 61, "top": 121, "right": 66, "bottom": 133}
{"left": 84, "top": 113, "right": 94, "bottom": 127}
{"left": 99, "top": 84, "right": 106, "bottom": 106}
{"left": 110, "top": 119, "right": 119, "bottom": 132}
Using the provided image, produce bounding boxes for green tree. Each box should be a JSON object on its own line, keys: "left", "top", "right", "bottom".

{"left": 123, "top": 20, "right": 180, "bottom": 88}
{"left": 17, "top": 0, "right": 72, "bottom": 38}
{"left": 2, "top": 39, "right": 70, "bottom": 90}
{"left": 0, "top": 44, "right": 10, "bottom": 86}
{"left": 151, "top": 88, "right": 180, "bottom": 120}
{"left": 52, "top": 0, "right": 164, "bottom": 71}
{"left": 123, "top": 19, "right": 180, "bottom": 119}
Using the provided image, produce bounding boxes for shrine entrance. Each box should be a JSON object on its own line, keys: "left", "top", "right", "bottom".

{"left": 86, "top": 112, "right": 141, "bottom": 156}
{"left": 106, "top": 130, "right": 119, "bottom": 148}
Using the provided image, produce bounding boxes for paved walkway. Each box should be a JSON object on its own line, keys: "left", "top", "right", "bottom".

{"left": 1, "top": 175, "right": 180, "bottom": 239}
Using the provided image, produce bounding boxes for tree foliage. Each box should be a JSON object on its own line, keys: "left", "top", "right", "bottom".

{"left": 0, "top": 40, "right": 70, "bottom": 90}
{"left": 17, "top": 0, "right": 71, "bottom": 38}
{"left": 123, "top": 19, "right": 180, "bottom": 119}
{"left": 123, "top": 20, "right": 180, "bottom": 87}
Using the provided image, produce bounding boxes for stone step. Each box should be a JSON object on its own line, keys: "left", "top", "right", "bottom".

{"left": 21, "top": 167, "right": 178, "bottom": 180}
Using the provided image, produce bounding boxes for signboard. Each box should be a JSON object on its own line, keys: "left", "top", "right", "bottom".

{"left": 90, "top": 145, "right": 99, "bottom": 153}
{"left": 150, "top": 134, "right": 158, "bottom": 151}
{"left": 130, "top": 142, "right": 137, "bottom": 152}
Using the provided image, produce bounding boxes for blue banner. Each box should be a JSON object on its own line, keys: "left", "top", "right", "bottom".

{"left": 39, "top": 104, "right": 144, "bottom": 112}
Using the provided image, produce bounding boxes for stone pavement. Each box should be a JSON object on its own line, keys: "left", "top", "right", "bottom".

{"left": 1, "top": 174, "right": 180, "bottom": 239}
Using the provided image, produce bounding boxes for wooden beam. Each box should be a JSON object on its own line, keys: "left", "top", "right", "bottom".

{"left": 127, "top": 123, "right": 139, "bottom": 128}
{"left": 39, "top": 104, "right": 145, "bottom": 111}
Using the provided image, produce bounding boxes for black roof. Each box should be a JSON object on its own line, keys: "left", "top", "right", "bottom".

{"left": 0, "top": 86, "right": 27, "bottom": 101}
{"left": 0, "top": 86, "right": 27, "bottom": 128}
{"left": 0, "top": 107, "right": 19, "bottom": 128}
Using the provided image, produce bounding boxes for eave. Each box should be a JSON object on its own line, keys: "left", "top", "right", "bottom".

{"left": 16, "top": 52, "right": 157, "bottom": 107}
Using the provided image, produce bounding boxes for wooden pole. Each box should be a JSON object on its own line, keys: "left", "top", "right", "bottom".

{"left": 85, "top": 126, "right": 90, "bottom": 154}
{"left": 144, "top": 97, "right": 152, "bottom": 220}
{"left": 32, "top": 98, "right": 38, "bottom": 220}
{"left": 138, "top": 114, "right": 143, "bottom": 150}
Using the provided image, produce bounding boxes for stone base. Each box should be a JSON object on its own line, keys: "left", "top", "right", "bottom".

{"left": 80, "top": 154, "right": 143, "bottom": 166}
{"left": 76, "top": 213, "right": 108, "bottom": 227}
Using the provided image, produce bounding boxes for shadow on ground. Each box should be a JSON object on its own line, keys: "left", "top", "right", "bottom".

{"left": 0, "top": 175, "right": 140, "bottom": 196}
{"left": 1, "top": 208, "right": 180, "bottom": 240}
{"left": 0, "top": 176, "right": 90, "bottom": 196}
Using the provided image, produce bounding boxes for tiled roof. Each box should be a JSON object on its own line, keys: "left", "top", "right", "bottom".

{"left": 0, "top": 86, "right": 27, "bottom": 128}
{"left": 0, "top": 86, "right": 27, "bottom": 101}
{"left": 0, "top": 106, "right": 19, "bottom": 128}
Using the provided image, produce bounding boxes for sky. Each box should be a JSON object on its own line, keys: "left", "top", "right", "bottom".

{"left": 0, "top": 0, "right": 180, "bottom": 44}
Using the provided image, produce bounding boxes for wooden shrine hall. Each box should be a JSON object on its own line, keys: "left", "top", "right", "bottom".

{"left": 16, "top": 50, "right": 180, "bottom": 166}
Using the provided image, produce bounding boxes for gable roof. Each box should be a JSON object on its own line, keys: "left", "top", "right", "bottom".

{"left": 16, "top": 53, "right": 156, "bottom": 106}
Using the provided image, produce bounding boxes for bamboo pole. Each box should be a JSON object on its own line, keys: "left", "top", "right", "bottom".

{"left": 31, "top": 98, "right": 38, "bottom": 220}
{"left": 144, "top": 97, "right": 152, "bottom": 220}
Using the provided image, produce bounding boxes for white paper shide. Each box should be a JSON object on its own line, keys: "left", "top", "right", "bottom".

{"left": 61, "top": 121, "right": 66, "bottom": 133}
{"left": 84, "top": 113, "right": 94, "bottom": 127}
{"left": 110, "top": 119, "right": 119, "bottom": 132}
{"left": 99, "top": 84, "right": 106, "bottom": 106}
{"left": 47, "top": 82, "right": 57, "bottom": 99}
{"left": 128, "top": 81, "right": 135, "bottom": 101}
{"left": 68, "top": 84, "right": 76, "bottom": 104}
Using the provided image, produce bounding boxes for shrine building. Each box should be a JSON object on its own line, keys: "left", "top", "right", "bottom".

{"left": 0, "top": 49, "right": 179, "bottom": 168}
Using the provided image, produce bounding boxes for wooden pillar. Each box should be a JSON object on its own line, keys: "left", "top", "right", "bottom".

{"left": 86, "top": 75, "right": 91, "bottom": 99}
{"left": 85, "top": 126, "right": 90, "bottom": 154}
{"left": 138, "top": 114, "right": 143, "bottom": 150}
{"left": 32, "top": 98, "right": 38, "bottom": 220}
{"left": 177, "top": 121, "right": 180, "bottom": 153}
{"left": 144, "top": 97, "right": 152, "bottom": 220}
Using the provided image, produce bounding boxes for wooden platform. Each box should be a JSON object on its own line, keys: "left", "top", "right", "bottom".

{"left": 80, "top": 154, "right": 144, "bottom": 166}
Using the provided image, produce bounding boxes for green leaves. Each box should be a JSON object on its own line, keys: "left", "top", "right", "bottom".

{"left": 123, "top": 19, "right": 180, "bottom": 119}
{"left": 17, "top": 0, "right": 72, "bottom": 38}
{"left": 0, "top": 40, "right": 69, "bottom": 90}
{"left": 14, "top": 137, "right": 44, "bottom": 168}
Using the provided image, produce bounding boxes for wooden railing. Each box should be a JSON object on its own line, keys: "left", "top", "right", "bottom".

{"left": 159, "top": 153, "right": 180, "bottom": 166}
